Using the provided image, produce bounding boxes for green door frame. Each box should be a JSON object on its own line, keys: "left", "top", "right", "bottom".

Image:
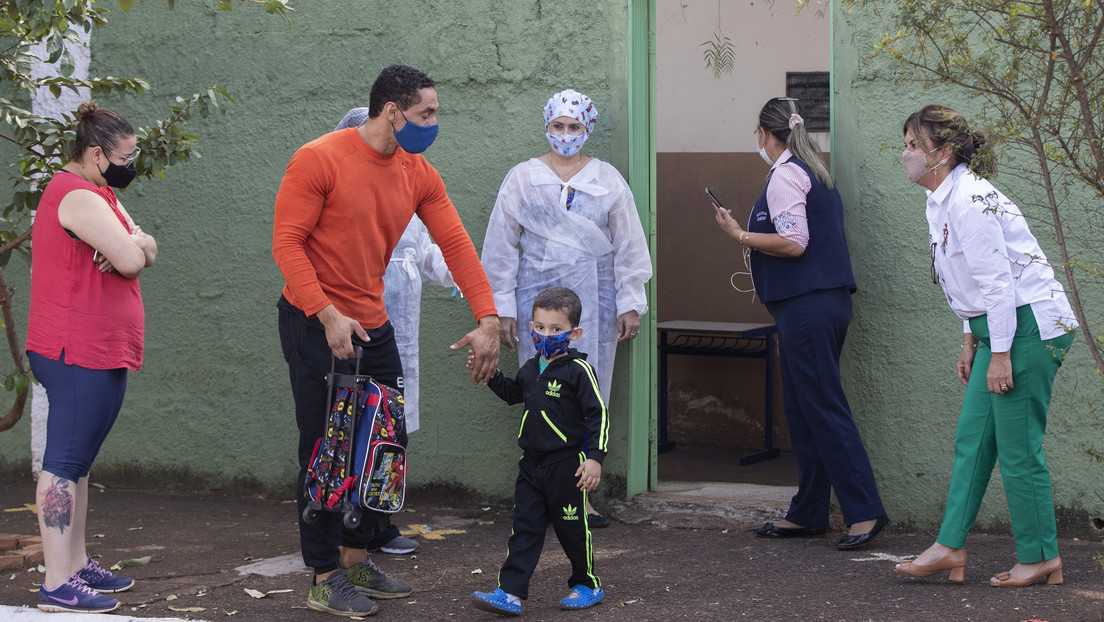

{"left": 625, "top": 0, "right": 657, "bottom": 497}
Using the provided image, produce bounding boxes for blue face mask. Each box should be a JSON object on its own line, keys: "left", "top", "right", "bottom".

{"left": 531, "top": 328, "right": 572, "bottom": 359}
{"left": 393, "top": 109, "right": 439, "bottom": 153}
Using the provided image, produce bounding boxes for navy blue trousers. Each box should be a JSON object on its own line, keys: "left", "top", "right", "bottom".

{"left": 766, "top": 287, "right": 885, "bottom": 528}
{"left": 29, "top": 350, "right": 128, "bottom": 482}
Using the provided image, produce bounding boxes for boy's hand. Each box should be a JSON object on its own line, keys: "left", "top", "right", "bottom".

{"left": 465, "top": 348, "right": 476, "bottom": 370}
{"left": 575, "top": 459, "right": 602, "bottom": 491}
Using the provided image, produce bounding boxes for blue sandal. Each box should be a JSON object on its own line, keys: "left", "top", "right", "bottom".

{"left": 559, "top": 584, "right": 605, "bottom": 610}
{"left": 470, "top": 588, "right": 521, "bottom": 616}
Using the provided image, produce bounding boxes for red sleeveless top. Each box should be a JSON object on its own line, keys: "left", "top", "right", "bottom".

{"left": 26, "top": 171, "right": 144, "bottom": 370}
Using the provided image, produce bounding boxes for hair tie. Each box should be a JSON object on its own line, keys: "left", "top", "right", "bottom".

{"left": 788, "top": 114, "right": 804, "bottom": 130}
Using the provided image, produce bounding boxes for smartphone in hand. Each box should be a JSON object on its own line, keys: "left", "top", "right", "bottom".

{"left": 705, "top": 187, "right": 724, "bottom": 208}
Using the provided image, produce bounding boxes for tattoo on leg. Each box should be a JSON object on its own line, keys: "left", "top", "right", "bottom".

{"left": 41, "top": 477, "right": 73, "bottom": 534}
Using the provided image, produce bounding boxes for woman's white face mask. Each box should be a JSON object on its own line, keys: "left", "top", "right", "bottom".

{"left": 547, "top": 131, "right": 588, "bottom": 157}
{"left": 755, "top": 128, "right": 773, "bottom": 165}
{"left": 902, "top": 132, "right": 949, "bottom": 184}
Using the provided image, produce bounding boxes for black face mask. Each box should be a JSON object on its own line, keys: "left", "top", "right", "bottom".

{"left": 98, "top": 158, "right": 137, "bottom": 189}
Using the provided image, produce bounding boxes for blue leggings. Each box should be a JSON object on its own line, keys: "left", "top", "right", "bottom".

{"left": 29, "top": 350, "right": 128, "bottom": 482}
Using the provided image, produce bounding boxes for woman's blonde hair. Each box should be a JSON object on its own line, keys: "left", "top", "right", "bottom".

{"left": 758, "top": 97, "right": 833, "bottom": 188}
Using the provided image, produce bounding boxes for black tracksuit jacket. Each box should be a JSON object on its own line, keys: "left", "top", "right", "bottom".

{"left": 487, "top": 349, "right": 609, "bottom": 465}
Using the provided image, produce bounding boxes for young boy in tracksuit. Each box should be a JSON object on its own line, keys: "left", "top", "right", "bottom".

{"left": 468, "top": 286, "right": 609, "bottom": 616}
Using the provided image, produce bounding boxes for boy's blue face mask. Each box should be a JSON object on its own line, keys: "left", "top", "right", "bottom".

{"left": 392, "top": 109, "right": 438, "bottom": 154}
{"left": 531, "top": 329, "right": 572, "bottom": 359}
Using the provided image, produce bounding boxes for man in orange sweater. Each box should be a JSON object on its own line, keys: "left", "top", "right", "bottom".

{"left": 273, "top": 64, "right": 500, "bottom": 618}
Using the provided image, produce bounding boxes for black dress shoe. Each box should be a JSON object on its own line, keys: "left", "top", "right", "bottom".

{"left": 836, "top": 515, "right": 890, "bottom": 549}
{"left": 754, "top": 521, "right": 828, "bottom": 538}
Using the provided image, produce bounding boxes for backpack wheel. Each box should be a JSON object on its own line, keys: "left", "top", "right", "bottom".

{"left": 302, "top": 507, "right": 320, "bottom": 524}
{"left": 343, "top": 508, "right": 361, "bottom": 529}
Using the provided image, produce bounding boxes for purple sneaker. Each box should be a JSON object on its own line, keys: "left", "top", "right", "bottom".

{"left": 75, "top": 556, "right": 135, "bottom": 593}
{"left": 38, "top": 577, "right": 121, "bottom": 613}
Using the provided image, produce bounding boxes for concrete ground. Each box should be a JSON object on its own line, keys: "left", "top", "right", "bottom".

{"left": 1, "top": 474, "right": 1102, "bottom": 621}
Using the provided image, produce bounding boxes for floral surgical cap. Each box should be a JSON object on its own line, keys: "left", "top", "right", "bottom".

{"left": 543, "top": 89, "right": 598, "bottom": 134}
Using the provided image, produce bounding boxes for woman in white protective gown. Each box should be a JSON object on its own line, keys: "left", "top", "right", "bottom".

{"left": 480, "top": 89, "right": 652, "bottom": 526}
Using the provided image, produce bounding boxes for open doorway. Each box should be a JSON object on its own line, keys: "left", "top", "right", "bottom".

{"left": 654, "top": 1, "right": 830, "bottom": 488}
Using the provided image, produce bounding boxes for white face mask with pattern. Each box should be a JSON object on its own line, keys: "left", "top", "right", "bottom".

{"left": 547, "top": 130, "right": 588, "bottom": 157}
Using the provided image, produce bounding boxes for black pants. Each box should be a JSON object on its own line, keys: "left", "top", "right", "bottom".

{"left": 278, "top": 297, "right": 404, "bottom": 573}
{"left": 498, "top": 453, "right": 600, "bottom": 600}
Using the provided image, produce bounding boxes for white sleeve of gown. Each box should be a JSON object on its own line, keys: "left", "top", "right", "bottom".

{"left": 413, "top": 218, "right": 455, "bottom": 289}
{"left": 604, "top": 164, "right": 653, "bottom": 317}
{"left": 481, "top": 166, "right": 526, "bottom": 320}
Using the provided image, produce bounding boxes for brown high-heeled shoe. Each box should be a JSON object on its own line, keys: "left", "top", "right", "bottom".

{"left": 894, "top": 549, "right": 968, "bottom": 583}
{"left": 989, "top": 557, "right": 1063, "bottom": 587}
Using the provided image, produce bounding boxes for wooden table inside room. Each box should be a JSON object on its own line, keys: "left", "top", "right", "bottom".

{"left": 657, "top": 320, "right": 780, "bottom": 465}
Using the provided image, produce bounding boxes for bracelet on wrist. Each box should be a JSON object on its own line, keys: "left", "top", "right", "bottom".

{"left": 962, "top": 342, "right": 977, "bottom": 349}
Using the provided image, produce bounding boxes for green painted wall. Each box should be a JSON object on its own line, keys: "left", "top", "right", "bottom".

{"left": 833, "top": 4, "right": 1104, "bottom": 533}
{"left": 0, "top": 0, "right": 636, "bottom": 501}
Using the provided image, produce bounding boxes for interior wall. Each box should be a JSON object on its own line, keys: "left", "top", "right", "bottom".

{"left": 656, "top": 1, "right": 829, "bottom": 454}
{"left": 656, "top": 1, "right": 831, "bottom": 153}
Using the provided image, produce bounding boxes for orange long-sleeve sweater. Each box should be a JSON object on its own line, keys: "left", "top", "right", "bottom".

{"left": 273, "top": 127, "right": 496, "bottom": 328}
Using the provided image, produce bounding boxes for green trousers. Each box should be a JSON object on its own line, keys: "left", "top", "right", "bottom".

{"left": 936, "top": 306, "right": 1074, "bottom": 563}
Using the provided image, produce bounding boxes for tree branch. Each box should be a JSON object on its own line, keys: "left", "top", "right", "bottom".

{"left": 1030, "top": 125, "right": 1104, "bottom": 375}
{"left": 0, "top": 227, "right": 32, "bottom": 256}
{"left": 1044, "top": 0, "right": 1104, "bottom": 188}
{"left": 0, "top": 264, "right": 29, "bottom": 433}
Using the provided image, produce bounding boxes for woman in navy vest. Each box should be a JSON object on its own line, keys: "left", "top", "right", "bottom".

{"left": 712, "top": 97, "right": 888, "bottom": 549}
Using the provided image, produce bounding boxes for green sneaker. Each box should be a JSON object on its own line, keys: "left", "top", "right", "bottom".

{"left": 307, "top": 571, "right": 379, "bottom": 617}
{"left": 341, "top": 558, "right": 413, "bottom": 599}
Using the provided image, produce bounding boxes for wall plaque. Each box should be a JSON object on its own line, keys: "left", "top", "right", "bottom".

{"left": 785, "top": 72, "right": 830, "bottom": 132}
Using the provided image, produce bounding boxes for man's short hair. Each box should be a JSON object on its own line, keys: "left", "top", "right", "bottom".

{"left": 533, "top": 287, "right": 582, "bottom": 327}
{"left": 368, "top": 65, "right": 436, "bottom": 118}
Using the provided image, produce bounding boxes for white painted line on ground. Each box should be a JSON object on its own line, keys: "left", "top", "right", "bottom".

{"left": 0, "top": 604, "right": 201, "bottom": 621}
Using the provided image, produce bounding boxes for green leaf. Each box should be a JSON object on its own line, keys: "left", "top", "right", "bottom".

{"left": 119, "top": 0, "right": 134, "bottom": 11}
{"left": 166, "top": 0, "right": 175, "bottom": 9}
{"left": 110, "top": 556, "right": 152, "bottom": 570}
{"left": 46, "top": 33, "right": 65, "bottom": 64}
{"left": 59, "top": 50, "right": 75, "bottom": 78}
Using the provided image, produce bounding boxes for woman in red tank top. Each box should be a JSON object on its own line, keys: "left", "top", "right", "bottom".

{"left": 27, "top": 100, "right": 158, "bottom": 614}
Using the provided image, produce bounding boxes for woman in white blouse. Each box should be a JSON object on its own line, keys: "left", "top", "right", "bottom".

{"left": 894, "top": 105, "right": 1077, "bottom": 587}
{"left": 481, "top": 89, "right": 652, "bottom": 526}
